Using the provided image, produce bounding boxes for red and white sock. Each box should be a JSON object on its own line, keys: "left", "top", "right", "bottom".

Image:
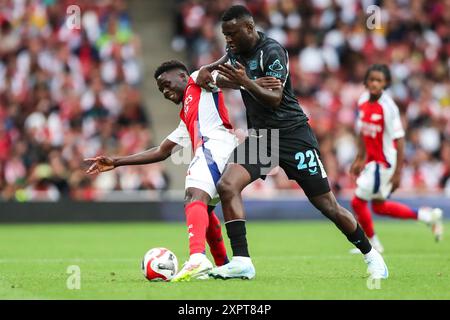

{"left": 351, "top": 196, "right": 375, "bottom": 238}
{"left": 206, "top": 211, "right": 229, "bottom": 266}
{"left": 371, "top": 201, "right": 417, "bottom": 220}
{"left": 185, "top": 201, "right": 209, "bottom": 255}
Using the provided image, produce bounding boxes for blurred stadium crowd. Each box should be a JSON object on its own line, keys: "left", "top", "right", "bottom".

{"left": 172, "top": 0, "right": 450, "bottom": 197}
{"left": 0, "top": 0, "right": 168, "bottom": 201}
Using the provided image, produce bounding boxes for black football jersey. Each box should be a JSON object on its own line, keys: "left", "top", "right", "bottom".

{"left": 227, "top": 32, "right": 308, "bottom": 131}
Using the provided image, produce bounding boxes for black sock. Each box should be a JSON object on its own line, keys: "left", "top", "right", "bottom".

{"left": 346, "top": 224, "right": 372, "bottom": 254}
{"left": 225, "top": 220, "right": 250, "bottom": 257}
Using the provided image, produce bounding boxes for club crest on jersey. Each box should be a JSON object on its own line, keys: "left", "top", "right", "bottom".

{"left": 269, "top": 59, "right": 283, "bottom": 71}
{"left": 249, "top": 60, "right": 258, "bottom": 70}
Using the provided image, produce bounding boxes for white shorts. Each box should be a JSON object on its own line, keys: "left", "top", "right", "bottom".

{"left": 355, "top": 161, "right": 394, "bottom": 201}
{"left": 185, "top": 134, "right": 238, "bottom": 206}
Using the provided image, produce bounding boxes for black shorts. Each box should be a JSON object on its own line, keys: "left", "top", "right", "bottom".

{"left": 229, "top": 124, "right": 330, "bottom": 198}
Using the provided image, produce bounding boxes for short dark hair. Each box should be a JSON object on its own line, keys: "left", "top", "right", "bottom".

{"left": 154, "top": 60, "right": 188, "bottom": 79}
{"left": 221, "top": 5, "right": 253, "bottom": 22}
{"left": 364, "top": 64, "right": 392, "bottom": 88}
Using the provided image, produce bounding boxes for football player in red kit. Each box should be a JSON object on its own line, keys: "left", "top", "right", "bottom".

{"left": 350, "top": 64, "right": 444, "bottom": 254}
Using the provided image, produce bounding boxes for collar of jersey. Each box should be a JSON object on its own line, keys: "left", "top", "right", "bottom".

{"left": 239, "top": 31, "right": 266, "bottom": 58}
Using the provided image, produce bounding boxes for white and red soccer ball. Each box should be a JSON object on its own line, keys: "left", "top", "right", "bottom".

{"left": 141, "top": 248, "right": 178, "bottom": 281}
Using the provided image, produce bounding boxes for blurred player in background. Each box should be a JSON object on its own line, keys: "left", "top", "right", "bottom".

{"left": 350, "top": 64, "right": 444, "bottom": 254}
{"left": 85, "top": 60, "right": 281, "bottom": 281}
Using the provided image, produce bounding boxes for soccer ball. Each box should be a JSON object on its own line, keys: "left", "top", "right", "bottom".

{"left": 141, "top": 247, "right": 178, "bottom": 281}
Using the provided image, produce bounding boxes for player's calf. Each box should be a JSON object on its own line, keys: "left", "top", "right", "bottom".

{"left": 309, "top": 191, "right": 357, "bottom": 234}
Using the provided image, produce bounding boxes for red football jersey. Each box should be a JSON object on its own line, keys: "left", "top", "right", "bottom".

{"left": 356, "top": 91, "right": 405, "bottom": 168}
{"left": 166, "top": 71, "right": 233, "bottom": 152}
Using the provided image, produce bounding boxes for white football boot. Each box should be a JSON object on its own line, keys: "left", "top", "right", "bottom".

{"left": 208, "top": 256, "right": 256, "bottom": 280}
{"left": 171, "top": 253, "right": 213, "bottom": 282}
{"left": 418, "top": 207, "right": 444, "bottom": 242}
{"left": 364, "top": 248, "right": 389, "bottom": 279}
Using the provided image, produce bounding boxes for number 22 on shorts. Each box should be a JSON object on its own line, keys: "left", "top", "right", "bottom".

{"left": 295, "top": 149, "right": 318, "bottom": 175}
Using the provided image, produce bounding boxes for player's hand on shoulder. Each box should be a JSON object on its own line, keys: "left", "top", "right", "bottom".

{"left": 196, "top": 67, "right": 215, "bottom": 91}
{"left": 255, "top": 77, "right": 282, "bottom": 90}
{"left": 218, "top": 61, "right": 249, "bottom": 86}
{"left": 84, "top": 156, "right": 115, "bottom": 174}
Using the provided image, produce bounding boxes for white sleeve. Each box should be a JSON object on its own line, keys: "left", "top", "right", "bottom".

{"left": 190, "top": 70, "right": 199, "bottom": 82}
{"left": 383, "top": 96, "right": 405, "bottom": 139}
{"left": 166, "top": 120, "right": 191, "bottom": 149}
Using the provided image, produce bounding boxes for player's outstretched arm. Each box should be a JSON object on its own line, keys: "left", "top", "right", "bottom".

{"left": 196, "top": 55, "right": 229, "bottom": 90}
{"left": 84, "top": 139, "right": 180, "bottom": 175}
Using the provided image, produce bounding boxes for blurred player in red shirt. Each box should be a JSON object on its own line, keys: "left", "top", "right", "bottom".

{"left": 350, "top": 64, "right": 444, "bottom": 254}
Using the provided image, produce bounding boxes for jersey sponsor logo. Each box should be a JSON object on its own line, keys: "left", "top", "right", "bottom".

{"left": 361, "top": 121, "right": 382, "bottom": 138}
{"left": 249, "top": 60, "right": 258, "bottom": 70}
{"left": 265, "top": 71, "right": 282, "bottom": 78}
{"left": 370, "top": 113, "right": 383, "bottom": 121}
{"left": 268, "top": 59, "right": 283, "bottom": 71}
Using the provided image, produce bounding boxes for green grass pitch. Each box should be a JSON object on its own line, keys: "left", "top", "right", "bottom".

{"left": 0, "top": 220, "right": 449, "bottom": 299}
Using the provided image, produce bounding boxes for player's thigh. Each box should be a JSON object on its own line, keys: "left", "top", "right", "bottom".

{"left": 228, "top": 130, "right": 277, "bottom": 183}
{"left": 185, "top": 151, "right": 219, "bottom": 205}
{"left": 378, "top": 165, "right": 395, "bottom": 199}
{"left": 218, "top": 163, "right": 253, "bottom": 195}
{"left": 275, "top": 124, "right": 329, "bottom": 197}
{"left": 280, "top": 146, "right": 331, "bottom": 198}
{"left": 355, "top": 161, "right": 391, "bottom": 201}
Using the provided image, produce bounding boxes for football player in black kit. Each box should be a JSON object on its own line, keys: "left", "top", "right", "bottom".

{"left": 196, "top": 5, "right": 388, "bottom": 281}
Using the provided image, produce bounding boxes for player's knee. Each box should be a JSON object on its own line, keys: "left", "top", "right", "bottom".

{"left": 217, "top": 178, "right": 237, "bottom": 200}
{"left": 184, "top": 190, "right": 207, "bottom": 206}
{"left": 371, "top": 201, "right": 385, "bottom": 214}
{"left": 184, "top": 193, "right": 194, "bottom": 206}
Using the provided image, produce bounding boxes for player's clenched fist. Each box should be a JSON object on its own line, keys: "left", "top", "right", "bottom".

{"left": 217, "top": 62, "right": 249, "bottom": 87}
{"left": 84, "top": 156, "right": 115, "bottom": 174}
